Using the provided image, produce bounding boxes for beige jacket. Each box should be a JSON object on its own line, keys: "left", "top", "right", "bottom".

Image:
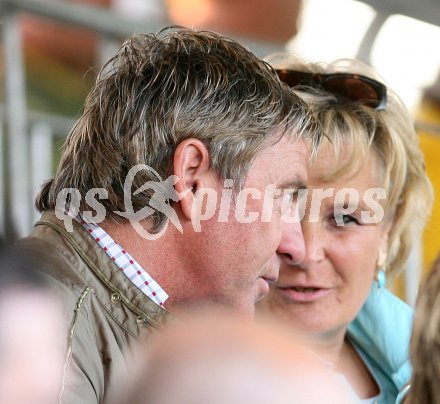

{"left": 21, "top": 211, "right": 169, "bottom": 404}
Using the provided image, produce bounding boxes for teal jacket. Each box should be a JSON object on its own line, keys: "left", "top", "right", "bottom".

{"left": 347, "top": 284, "right": 413, "bottom": 404}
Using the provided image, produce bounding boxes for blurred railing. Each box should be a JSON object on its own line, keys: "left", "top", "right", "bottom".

{"left": 0, "top": 0, "right": 174, "bottom": 240}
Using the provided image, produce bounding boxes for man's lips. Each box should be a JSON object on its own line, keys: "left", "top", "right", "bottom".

{"left": 276, "top": 285, "right": 332, "bottom": 302}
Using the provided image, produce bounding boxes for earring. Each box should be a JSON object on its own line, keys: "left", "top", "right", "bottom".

{"left": 376, "top": 267, "right": 387, "bottom": 288}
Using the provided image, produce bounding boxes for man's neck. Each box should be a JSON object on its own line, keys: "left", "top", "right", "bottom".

{"left": 99, "top": 217, "right": 188, "bottom": 310}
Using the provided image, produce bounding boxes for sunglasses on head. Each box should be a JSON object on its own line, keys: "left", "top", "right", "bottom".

{"left": 276, "top": 69, "right": 387, "bottom": 111}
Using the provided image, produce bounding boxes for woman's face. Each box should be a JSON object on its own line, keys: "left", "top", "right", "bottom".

{"left": 258, "top": 145, "right": 391, "bottom": 338}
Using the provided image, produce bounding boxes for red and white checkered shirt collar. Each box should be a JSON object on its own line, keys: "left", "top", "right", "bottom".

{"left": 79, "top": 219, "right": 169, "bottom": 308}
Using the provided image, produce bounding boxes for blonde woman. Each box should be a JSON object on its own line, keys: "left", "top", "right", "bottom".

{"left": 258, "top": 57, "right": 433, "bottom": 404}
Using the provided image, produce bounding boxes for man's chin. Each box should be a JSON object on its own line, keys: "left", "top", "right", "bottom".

{"left": 256, "top": 277, "right": 271, "bottom": 301}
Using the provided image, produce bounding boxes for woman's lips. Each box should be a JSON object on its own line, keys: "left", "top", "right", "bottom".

{"left": 277, "top": 286, "right": 331, "bottom": 302}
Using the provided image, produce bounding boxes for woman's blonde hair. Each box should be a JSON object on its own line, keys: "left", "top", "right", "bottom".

{"left": 267, "top": 54, "right": 433, "bottom": 279}
{"left": 407, "top": 255, "right": 440, "bottom": 404}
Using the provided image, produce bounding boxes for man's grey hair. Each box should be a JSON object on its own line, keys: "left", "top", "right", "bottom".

{"left": 37, "top": 27, "right": 321, "bottom": 231}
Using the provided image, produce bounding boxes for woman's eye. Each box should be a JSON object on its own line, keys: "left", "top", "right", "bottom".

{"left": 333, "top": 214, "right": 359, "bottom": 226}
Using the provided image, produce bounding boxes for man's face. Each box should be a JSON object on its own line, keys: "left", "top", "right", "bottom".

{"left": 184, "top": 134, "right": 308, "bottom": 317}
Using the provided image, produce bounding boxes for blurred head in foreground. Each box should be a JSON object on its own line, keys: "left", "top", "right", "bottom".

{"left": 0, "top": 248, "right": 65, "bottom": 404}
{"left": 407, "top": 254, "right": 440, "bottom": 404}
{"left": 119, "top": 309, "right": 354, "bottom": 404}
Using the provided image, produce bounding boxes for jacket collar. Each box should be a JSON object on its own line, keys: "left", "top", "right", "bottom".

{"left": 35, "top": 211, "right": 170, "bottom": 331}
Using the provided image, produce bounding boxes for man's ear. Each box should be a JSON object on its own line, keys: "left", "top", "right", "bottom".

{"left": 173, "top": 138, "right": 212, "bottom": 220}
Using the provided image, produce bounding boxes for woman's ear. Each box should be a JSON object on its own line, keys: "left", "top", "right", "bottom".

{"left": 378, "top": 221, "right": 392, "bottom": 265}
{"left": 173, "top": 138, "right": 212, "bottom": 220}
{"left": 377, "top": 249, "right": 387, "bottom": 268}
{"left": 376, "top": 219, "right": 392, "bottom": 276}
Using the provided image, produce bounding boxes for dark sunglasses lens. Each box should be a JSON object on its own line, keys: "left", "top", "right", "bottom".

{"left": 324, "top": 77, "right": 382, "bottom": 107}
{"left": 276, "top": 70, "right": 308, "bottom": 88}
{"left": 276, "top": 70, "right": 386, "bottom": 110}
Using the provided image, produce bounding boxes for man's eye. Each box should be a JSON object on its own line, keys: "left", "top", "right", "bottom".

{"left": 283, "top": 191, "right": 298, "bottom": 204}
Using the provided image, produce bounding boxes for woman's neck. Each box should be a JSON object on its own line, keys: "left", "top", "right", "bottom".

{"left": 304, "top": 328, "right": 380, "bottom": 399}
{"left": 304, "top": 327, "right": 347, "bottom": 366}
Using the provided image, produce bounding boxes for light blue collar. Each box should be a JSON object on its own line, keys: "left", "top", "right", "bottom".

{"left": 347, "top": 284, "right": 413, "bottom": 401}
